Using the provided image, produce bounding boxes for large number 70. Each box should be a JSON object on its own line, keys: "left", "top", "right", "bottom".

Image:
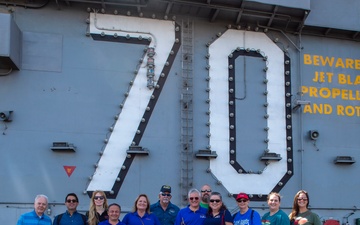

{"left": 87, "top": 14, "right": 293, "bottom": 200}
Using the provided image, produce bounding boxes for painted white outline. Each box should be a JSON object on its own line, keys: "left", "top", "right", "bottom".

{"left": 208, "top": 30, "right": 287, "bottom": 194}
{"left": 87, "top": 13, "right": 175, "bottom": 191}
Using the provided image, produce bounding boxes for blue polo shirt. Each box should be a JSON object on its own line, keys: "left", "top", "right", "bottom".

{"left": 175, "top": 206, "right": 207, "bottom": 225}
{"left": 99, "top": 219, "right": 125, "bottom": 225}
{"left": 17, "top": 210, "right": 52, "bottom": 225}
{"left": 150, "top": 201, "right": 180, "bottom": 225}
{"left": 53, "top": 211, "right": 87, "bottom": 225}
{"left": 122, "top": 211, "right": 161, "bottom": 225}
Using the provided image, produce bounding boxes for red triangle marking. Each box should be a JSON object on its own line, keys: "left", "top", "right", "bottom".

{"left": 63, "top": 166, "right": 76, "bottom": 177}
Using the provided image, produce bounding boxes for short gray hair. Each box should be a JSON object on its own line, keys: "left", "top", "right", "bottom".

{"left": 35, "top": 194, "right": 49, "bottom": 203}
{"left": 188, "top": 188, "right": 200, "bottom": 197}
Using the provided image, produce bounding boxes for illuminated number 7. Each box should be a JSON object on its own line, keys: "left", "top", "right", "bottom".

{"left": 86, "top": 13, "right": 181, "bottom": 198}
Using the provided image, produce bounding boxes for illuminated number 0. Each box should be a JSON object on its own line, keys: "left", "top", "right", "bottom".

{"left": 208, "top": 29, "right": 293, "bottom": 200}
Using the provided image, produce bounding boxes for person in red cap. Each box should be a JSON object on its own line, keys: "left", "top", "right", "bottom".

{"left": 233, "top": 193, "right": 261, "bottom": 225}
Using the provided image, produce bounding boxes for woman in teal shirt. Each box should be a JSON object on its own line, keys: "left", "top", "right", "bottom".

{"left": 261, "top": 192, "right": 290, "bottom": 225}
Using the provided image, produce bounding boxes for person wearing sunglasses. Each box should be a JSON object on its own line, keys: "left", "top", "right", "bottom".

{"left": 288, "top": 190, "right": 321, "bottom": 225}
{"left": 150, "top": 185, "right": 180, "bottom": 225}
{"left": 87, "top": 190, "right": 109, "bottom": 225}
{"left": 233, "top": 193, "right": 261, "bottom": 225}
{"left": 175, "top": 189, "right": 207, "bottom": 225}
{"left": 203, "top": 192, "right": 233, "bottom": 225}
{"left": 53, "top": 193, "right": 87, "bottom": 225}
{"left": 261, "top": 192, "right": 290, "bottom": 225}
{"left": 200, "top": 184, "right": 212, "bottom": 209}
{"left": 122, "top": 194, "right": 161, "bottom": 225}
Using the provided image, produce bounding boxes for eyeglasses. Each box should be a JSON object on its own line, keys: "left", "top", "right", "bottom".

{"left": 237, "top": 199, "right": 248, "bottom": 203}
{"left": 94, "top": 196, "right": 105, "bottom": 200}
{"left": 201, "top": 190, "right": 211, "bottom": 193}
{"left": 161, "top": 193, "right": 171, "bottom": 197}
{"left": 189, "top": 197, "right": 199, "bottom": 201}
{"left": 210, "top": 199, "right": 221, "bottom": 203}
{"left": 297, "top": 198, "right": 308, "bottom": 201}
{"left": 66, "top": 199, "right": 78, "bottom": 203}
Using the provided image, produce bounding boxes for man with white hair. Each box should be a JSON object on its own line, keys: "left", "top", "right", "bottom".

{"left": 175, "top": 189, "right": 207, "bottom": 225}
{"left": 17, "top": 194, "right": 52, "bottom": 225}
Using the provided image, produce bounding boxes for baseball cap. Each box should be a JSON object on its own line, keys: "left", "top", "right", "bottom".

{"left": 160, "top": 185, "right": 171, "bottom": 193}
{"left": 236, "top": 192, "right": 249, "bottom": 200}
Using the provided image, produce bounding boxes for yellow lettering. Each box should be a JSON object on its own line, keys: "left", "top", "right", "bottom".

{"left": 303, "top": 104, "right": 313, "bottom": 114}
{"left": 320, "top": 56, "right": 334, "bottom": 67}
{"left": 346, "top": 58, "right": 354, "bottom": 69}
{"left": 337, "top": 105, "right": 360, "bottom": 116}
{"left": 341, "top": 89, "right": 348, "bottom": 99}
{"left": 313, "top": 103, "right": 323, "bottom": 114}
{"left": 301, "top": 86, "right": 360, "bottom": 100}
{"left": 304, "top": 54, "right": 312, "bottom": 65}
{"left": 319, "top": 88, "right": 331, "bottom": 98}
{"left": 309, "top": 87, "right": 318, "bottom": 97}
{"left": 303, "top": 54, "right": 360, "bottom": 70}
{"left": 348, "top": 90, "right": 355, "bottom": 100}
{"left": 354, "top": 75, "right": 360, "bottom": 85}
{"left": 355, "top": 60, "right": 360, "bottom": 70}
{"left": 332, "top": 88, "right": 341, "bottom": 98}
{"left": 335, "top": 58, "right": 345, "bottom": 68}
{"left": 313, "top": 55, "right": 319, "bottom": 66}
{"left": 326, "top": 72, "right": 334, "bottom": 83}
{"left": 337, "top": 105, "right": 344, "bottom": 115}
{"left": 345, "top": 105, "right": 355, "bottom": 116}
{"left": 301, "top": 86, "right": 309, "bottom": 95}
{"left": 338, "top": 74, "right": 347, "bottom": 84}
{"left": 307, "top": 103, "right": 332, "bottom": 114}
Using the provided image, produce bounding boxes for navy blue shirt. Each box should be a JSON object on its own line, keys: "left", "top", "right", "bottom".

{"left": 53, "top": 211, "right": 87, "bottom": 225}
{"left": 99, "top": 220, "right": 124, "bottom": 225}
{"left": 204, "top": 209, "right": 232, "bottom": 225}
{"left": 150, "top": 201, "right": 180, "bottom": 225}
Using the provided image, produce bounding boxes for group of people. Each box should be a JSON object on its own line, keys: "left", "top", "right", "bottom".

{"left": 16, "top": 186, "right": 321, "bottom": 225}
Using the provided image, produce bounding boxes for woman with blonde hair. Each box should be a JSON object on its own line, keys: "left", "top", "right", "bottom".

{"left": 288, "top": 190, "right": 321, "bottom": 225}
{"left": 122, "top": 194, "right": 161, "bottom": 225}
{"left": 87, "top": 190, "right": 109, "bottom": 225}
